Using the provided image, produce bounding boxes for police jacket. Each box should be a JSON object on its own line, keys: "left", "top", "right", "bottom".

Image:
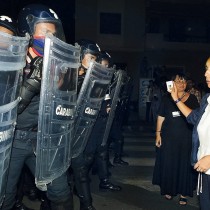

{"left": 16, "top": 95, "right": 39, "bottom": 131}
{"left": 16, "top": 57, "right": 42, "bottom": 131}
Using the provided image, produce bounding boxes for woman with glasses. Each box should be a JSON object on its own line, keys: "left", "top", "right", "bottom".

{"left": 152, "top": 73, "right": 199, "bottom": 205}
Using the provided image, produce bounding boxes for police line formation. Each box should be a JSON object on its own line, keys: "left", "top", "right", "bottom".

{"left": 0, "top": 3, "right": 131, "bottom": 210}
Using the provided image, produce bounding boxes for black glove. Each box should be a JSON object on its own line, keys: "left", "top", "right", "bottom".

{"left": 18, "top": 57, "right": 43, "bottom": 114}
{"left": 27, "top": 56, "right": 43, "bottom": 81}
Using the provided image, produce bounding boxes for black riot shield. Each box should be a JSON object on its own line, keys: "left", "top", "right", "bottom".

{"left": 101, "top": 70, "right": 127, "bottom": 146}
{"left": 35, "top": 34, "right": 80, "bottom": 190}
{"left": 0, "top": 31, "right": 29, "bottom": 206}
{"left": 72, "top": 61, "right": 115, "bottom": 158}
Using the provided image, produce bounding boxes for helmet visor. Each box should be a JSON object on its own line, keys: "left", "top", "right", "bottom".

{"left": 27, "top": 15, "right": 65, "bottom": 41}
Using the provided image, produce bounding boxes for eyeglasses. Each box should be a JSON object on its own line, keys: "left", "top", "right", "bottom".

{"left": 174, "top": 80, "right": 187, "bottom": 84}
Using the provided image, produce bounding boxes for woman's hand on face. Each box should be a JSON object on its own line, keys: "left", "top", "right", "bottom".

{"left": 194, "top": 155, "right": 210, "bottom": 173}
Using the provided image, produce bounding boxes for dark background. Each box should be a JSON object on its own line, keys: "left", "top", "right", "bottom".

{"left": 0, "top": 0, "right": 75, "bottom": 44}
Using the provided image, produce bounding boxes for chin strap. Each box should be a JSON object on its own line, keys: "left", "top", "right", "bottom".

{"left": 81, "top": 64, "right": 87, "bottom": 72}
{"left": 27, "top": 52, "right": 33, "bottom": 63}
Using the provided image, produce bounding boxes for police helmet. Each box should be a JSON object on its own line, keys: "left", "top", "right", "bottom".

{"left": 0, "top": 16, "right": 17, "bottom": 35}
{"left": 98, "top": 51, "right": 112, "bottom": 67}
{"left": 17, "top": 4, "right": 65, "bottom": 40}
{"left": 76, "top": 39, "right": 101, "bottom": 60}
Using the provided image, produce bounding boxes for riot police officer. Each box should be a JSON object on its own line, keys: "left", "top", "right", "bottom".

{"left": 71, "top": 47, "right": 121, "bottom": 210}
{"left": 76, "top": 39, "right": 101, "bottom": 92}
{"left": 71, "top": 39, "right": 101, "bottom": 210}
{"left": 87, "top": 51, "right": 122, "bottom": 191}
{"left": 109, "top": 76, "right": 130, "bottom": 166}
{"left": 1, "top": 4, "right": 73, "bottom": 210}
{"left": 97, "top": 51, "right": 112, "bottom": 68}
{"left": 0, "top": 15, "right": 16, "bottom": 35}
{"left": 0, "top": 15, "right": 34, "bottom": 210}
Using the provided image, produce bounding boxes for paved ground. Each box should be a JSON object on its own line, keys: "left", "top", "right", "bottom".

{"left": 23, "top": 117, "right": 200, "bottom": 210}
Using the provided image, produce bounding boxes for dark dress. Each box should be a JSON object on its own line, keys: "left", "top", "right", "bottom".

{"left": 152, "top": 93, "right": 199, "bottom": 197}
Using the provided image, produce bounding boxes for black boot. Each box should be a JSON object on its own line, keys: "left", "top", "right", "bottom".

{"left": 99, "top": 179, "right": 122, "bottom": 191}
{"left": 39, "top": 192, "right": 51, "bottom": 210}
{"left": 71, "top": 155, "right": 95, "bottom": 210}
{"left": 77, "top": 182, "right": 96, "bottom": 210}
{"left": 80, "top": 205, "right": 96, "bottom": 210}
{"left": 40, "top": 199, "right": 51, "bottom": 210}
{"left": 113, "top": 155, "right": 129, "bottom": 166}
{"left": 73, "top": 168, "right": 95, "bottom": 210}
{"left": 113, "top": 137, "right": 129, "bottom": 166}
{"left": 50, "top": 195, "right": 74, "bottom": 210}
{"left": 12, "top": 201, "right": 34, "bottom": 210}
{"left": 96, "top": 149, "right": 112, "bottom": 179}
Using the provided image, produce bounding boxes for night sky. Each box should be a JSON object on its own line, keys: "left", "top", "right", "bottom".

{"left": 0, "top": 0, "right": 75, "bottom": 44}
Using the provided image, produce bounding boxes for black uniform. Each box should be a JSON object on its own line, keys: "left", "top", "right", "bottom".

{"left": 109, "top": 75, "right": 131, "bottom": 166}
{"left": 71, "top": 95, "right": 121, "bottom": 210}
{"left": 71, "top": 61, "right": 121, "bottom": 210}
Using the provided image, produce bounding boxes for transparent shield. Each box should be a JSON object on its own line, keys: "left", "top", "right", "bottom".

{"left": 72, "top": 62, "right": 115, "bottom": 158}
{"left": 35, "top": 34, "right": 80, "bottom": 189}
{"left": 101, "top": 70, "right": 126, "bottom": 146}
{"left": 0, "top": 31, "right": 29, "bottom": 206}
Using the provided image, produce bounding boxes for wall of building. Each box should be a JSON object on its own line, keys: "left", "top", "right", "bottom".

{"left": 75, "top": 0, "right": 146, "bottom": 102}
{"left": 75, "top": 0, "right": 210, "bottom": 120}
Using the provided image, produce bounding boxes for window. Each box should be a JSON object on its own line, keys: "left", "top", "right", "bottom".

{"left": 100, "top": 13, "right": 121, "bottom": 34}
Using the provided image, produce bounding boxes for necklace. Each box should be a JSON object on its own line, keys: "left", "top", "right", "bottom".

{"left": 179, "top": 92, "right": 186, "bottom": 100}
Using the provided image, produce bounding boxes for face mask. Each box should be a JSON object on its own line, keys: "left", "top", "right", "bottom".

{"left": 32, "top": 36, "right": 45, "bottom": 57}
